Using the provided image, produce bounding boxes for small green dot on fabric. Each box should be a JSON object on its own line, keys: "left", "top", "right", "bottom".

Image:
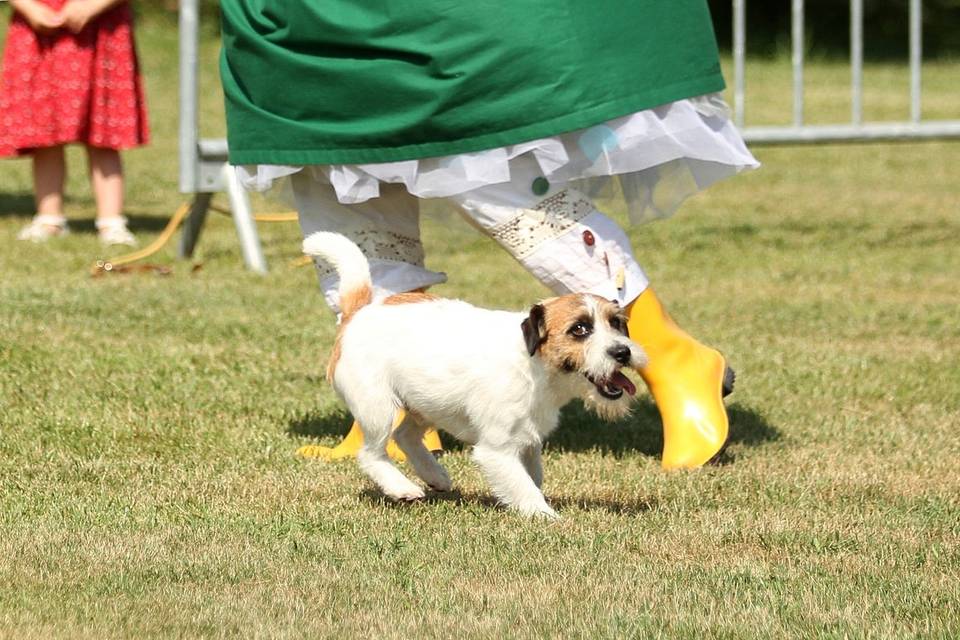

{"left": 531, "top": 177, "right": 549, "bottom": 196}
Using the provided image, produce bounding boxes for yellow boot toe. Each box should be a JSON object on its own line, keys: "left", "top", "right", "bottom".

{"left": 627, "top": 288, "right": 735, "bottom": 469}
{"left": 296, "top": 420, "right": 370, "bottom": 461}
{"left": 296, "top": 416, "right": 443, "bottom": 463}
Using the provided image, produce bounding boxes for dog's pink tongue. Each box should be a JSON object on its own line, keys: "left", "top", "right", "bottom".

{"left": 611, "top": 371, "right": 637, "bottom": 396}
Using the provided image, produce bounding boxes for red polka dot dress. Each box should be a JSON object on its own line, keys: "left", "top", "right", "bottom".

{"left": 0, "top": 0, "right": 149, "bottom": 157}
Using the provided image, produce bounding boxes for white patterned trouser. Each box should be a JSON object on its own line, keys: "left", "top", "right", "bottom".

{"left": 292, "top": 156, "right": 649, "bottom": 313}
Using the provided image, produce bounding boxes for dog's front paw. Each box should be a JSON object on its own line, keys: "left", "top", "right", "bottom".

{"left": 513, "top": 502, "right": 560, "bottom": 520}
{"left": 385, "top": 481, "right": 426, "bottom": 502}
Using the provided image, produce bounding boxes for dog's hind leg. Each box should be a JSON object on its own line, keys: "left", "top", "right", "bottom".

{"left": 354, "top": 405, "right": 426, "bottom": 502}
{"left": 473, "top": 444, "right": 557, "bottom": 519}
{"left": 393, "top": 415, "right": 452, "bottom": 492}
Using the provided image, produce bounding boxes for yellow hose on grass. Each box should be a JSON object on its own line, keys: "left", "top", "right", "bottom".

{"left": 90, "top": 202, "right": 303, "bottom": 276}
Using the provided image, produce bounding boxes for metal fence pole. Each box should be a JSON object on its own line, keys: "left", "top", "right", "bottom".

{"left": 792, "top": 0, "right": 805, "bottom": 127}
{"left": 736, "top": 0, "right": 959, "bottom": 145}
{"left": 733, "top": 0, "right": 746, "bottom": 128}
{"left": 222, "top": 166, "right": 268, "bottom": 274}
{"left": 178, "top": 0, "right": 198, "bottom": 194}
{"left": 850, "top": 0, "right": 864, "bottom": 126}
{"left": 910, "top": 0, "right": 922, "bottom": 123}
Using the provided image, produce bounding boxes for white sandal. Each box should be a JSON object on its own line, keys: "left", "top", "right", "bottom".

{"left": 96, "top": 216, "right": 138, "bottom": 247}
{"left": 17, "top": 214, "right": 70, "bottom": 242}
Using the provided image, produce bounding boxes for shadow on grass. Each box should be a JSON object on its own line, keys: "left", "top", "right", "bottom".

{"left": 287, "top": 407, "right": 354, "bottom": 440}
{"left": 287, "top": 398, "right": 780, "bottom": 464}
{"left": 547, "top": 397, "right": 780, "bottom": 462}
{"left": 65, "top": 211, "right": 172, "bottom": 234}
{"left": 0, "top": 192, "right": 36, "bottom": 216}
{"left": 0, "top": 195, "right": 172, "bottom": 234}
{"left": 359, "top": 488, "right": 657, "bottom": 516}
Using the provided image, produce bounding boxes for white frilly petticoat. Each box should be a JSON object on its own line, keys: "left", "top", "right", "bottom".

{"left": 245, "top": 95, "right": 758, "bottom": 313}
{"left": 238, "top": 94, "right": 758, "bottom": 224}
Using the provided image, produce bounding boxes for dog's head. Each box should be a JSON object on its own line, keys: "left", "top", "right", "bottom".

{"left": 521, "top": 294, "right": 647, "bottom": 419}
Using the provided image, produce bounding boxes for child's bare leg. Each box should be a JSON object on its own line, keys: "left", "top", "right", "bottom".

{"left": 17, "top": 145, "right": 70, "bottom": 240}
{"left": 33, "top": 145, "right": 66, "bottom": 218}
{"left": 87, "top": 146, "right": 136, "bottom": 245}
{"left": 86, "top": 146, "right": 124, "bottom": 221}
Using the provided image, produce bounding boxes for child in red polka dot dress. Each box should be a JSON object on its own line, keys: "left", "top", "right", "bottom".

{"left": 1, "top": 0, "right": 149, "bottom": 245}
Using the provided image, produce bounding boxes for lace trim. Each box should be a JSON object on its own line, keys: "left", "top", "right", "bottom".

{"left": 488, "top": 189, "right": 595, "bottom": 259}
{"left": 313, "top": 228, "right": 425, "bottom": 280}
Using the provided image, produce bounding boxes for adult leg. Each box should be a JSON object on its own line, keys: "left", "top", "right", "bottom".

{"left": 291, "top": 173, "right": 445, "bottom": 462}
{"left": 449, "top": 157, "right": 732, "bottom": 469}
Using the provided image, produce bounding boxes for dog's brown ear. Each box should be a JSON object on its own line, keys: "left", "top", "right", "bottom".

{"left": 521, "top": 304, "right": 547, "bottom": 356}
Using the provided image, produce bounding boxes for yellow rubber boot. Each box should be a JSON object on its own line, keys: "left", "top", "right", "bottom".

{"left": 296, "top": 421, "right": 370, "bottom": 461}
{"left": 627, "top": 288, "right": 735, "bottom": 469}
{"left": 296, "top": 412, "right": 443, "bottom": 462}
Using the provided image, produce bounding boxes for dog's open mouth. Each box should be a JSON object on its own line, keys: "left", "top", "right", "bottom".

{"left": 586, "top": 371, "right": 637, "bottom": 400}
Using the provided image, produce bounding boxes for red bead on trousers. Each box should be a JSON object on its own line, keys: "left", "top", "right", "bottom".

{"left": 0, "top": 0, "right": 149, "bottom": 156}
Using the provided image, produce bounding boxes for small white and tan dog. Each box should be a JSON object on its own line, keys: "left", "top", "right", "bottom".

{"left": 303, "top": 232, "right": 646, "bottom": 518}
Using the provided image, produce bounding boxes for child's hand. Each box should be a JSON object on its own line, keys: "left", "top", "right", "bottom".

{"left": 59, "top": 0, "right": 100, "bottom": 34}
{"left": 11, "top": 0, "right": 64, "bottom": 35}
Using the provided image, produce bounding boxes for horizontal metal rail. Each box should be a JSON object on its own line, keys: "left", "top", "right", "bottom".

{"left": 733, "top": 0, "right": 960, "bottom": 145}
{"left": 744, "top": 121, "right": 960, "bottom": 145}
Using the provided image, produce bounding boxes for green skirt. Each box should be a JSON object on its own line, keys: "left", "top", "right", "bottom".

{"left": 221, "top": 1, "right": 725, "bottom": 165}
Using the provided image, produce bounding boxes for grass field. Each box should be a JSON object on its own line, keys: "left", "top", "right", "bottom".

{"left": 1, "top": 10, "right": 959, "bottom": 638}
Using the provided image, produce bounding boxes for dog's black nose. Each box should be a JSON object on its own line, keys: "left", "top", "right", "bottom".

{"left": 607, "top": 344, "right": 631, "bottom": 365}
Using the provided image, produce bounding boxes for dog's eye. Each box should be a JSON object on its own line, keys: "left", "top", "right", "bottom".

{"left": 569, "top": 322, "right": 592, "bottom": 338}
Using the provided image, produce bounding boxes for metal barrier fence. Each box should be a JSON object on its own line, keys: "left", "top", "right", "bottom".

{"left": 734, "top": 0, "right": 960, "bottom": 144}
{"left": 176, "top": 0, "right": 959, "bottom": 270}
{"left": 178, "top": 0, "right": 266, "bottom": 272}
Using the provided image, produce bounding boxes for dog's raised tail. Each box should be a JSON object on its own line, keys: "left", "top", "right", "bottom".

{"left": 302, "top": 232, "right": 372, "bottom": 321}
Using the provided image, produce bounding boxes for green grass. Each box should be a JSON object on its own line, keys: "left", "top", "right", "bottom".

{"left": 1, "top": 11, "right": 959, "bottom": 639}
